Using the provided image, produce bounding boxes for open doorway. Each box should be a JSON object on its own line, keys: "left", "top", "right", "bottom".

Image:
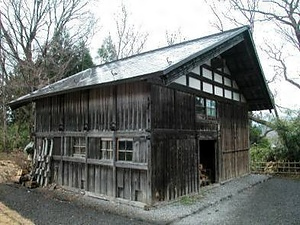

{"left": 199, "top": 140, "right": 217, "bottom": 185}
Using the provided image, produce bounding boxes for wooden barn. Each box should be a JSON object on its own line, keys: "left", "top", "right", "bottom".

{"left": 10, "top": 26, "right": 274, "bottom": 206}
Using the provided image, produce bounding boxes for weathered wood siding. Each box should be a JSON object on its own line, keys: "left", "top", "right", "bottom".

{"left": 151, "top": 85, "right": 200, "bottom": 202}
{"left": 88, "top": 87, "right": 114, "bottom": 131}
{"left": 116, "top": 82, "right": 150, "bottom": 131}
{"left": 219, "top": 102, "right": 249, "bottom": 181}
{"left": 151, "top": 85, "right": 195, "bottom": 130}
{"left": 35, "top": 81, "right": 152, "bottom": 204}
{"left": 35, "top": 80, "right": 250, "bottom": 205}
{"left": 151, "top": 133, "right": 198, "bottom": 201}
{"left": 150, "top": 84, "right": 249, "bottom": 203}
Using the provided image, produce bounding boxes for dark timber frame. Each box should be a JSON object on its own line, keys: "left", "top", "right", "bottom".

{"left": 9, "top": 26, "right": 274, "bottom": 206}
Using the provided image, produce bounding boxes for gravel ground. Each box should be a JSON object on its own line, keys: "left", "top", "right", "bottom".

{"left": 0, "top": 174, "right": 271, "bottom": 225}
{"left": 173, "top": 176, "right": 300, "bottom": 225}
{"left": 0, "top": 184, "right": 153, "bottom": 225}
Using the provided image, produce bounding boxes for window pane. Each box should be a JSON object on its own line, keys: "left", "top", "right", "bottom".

{"left": 81, "top": 146, "right": 86, "bottom": 154}
{"left": 233, "top": 92, "right": 240, "bottom": 101}
{"left": 100, "top": 139, "right": 113, "bottom": 160}
{"left": 202, "top": 68, "right": 212, "bottom": 79}
{"left": 206, "top": 99, "right": 216, "bottom": 108}
{"left": 101, "top": 141, "right": 107, "bottom": 149}
{"left": 206, "top": 108, "right": 217, "bottom": 117}
{"left": 119, "top": 152, "right": 125, "bottom": 161}
{"left": 118, "top": 140, "right": 133, "bottom": 161}
{"left": 108, "top": 141, "right": 112, "bottom": 150}
{"left": 107, "top": 150, "right": 113, "bottom": 159}
{"left": 195, "top": 96, "right": 205, "bottom": 120}
{"left": 195, "top": 96, "right": 204, "bottom": 107}
{"left": 203, "top": 82, "right": 213, "bottom": 93}
{"left": 215, "top": 86, "right": 223, "bottom": 97}
{"left": 73, "top": 137, "right": 86, "bottom": 156}
{"left": 126, "top": 140, "right": 133, "bottom": 150}
{"left": 126, "top": 152, "right": 133, "bottom": 161}
{"left": 214, "top": 73, "right": 223, "bottom": 84}
{"left": 189, "top": 77, "right": 200, "bottom": 90}
{"left": 101, "top": 149, "right": 107, "bottom": 159}
{"left": 119, "top": 141, "right": 126, "bottom": 150}
{"left": 225, "top": 89, "right": 232, "bottom": 99}
{"left": 224, "top": 77, "right": 231, "bottom": 87}
{"left": 206, "top": 100, "right": 216, "bottom": 117}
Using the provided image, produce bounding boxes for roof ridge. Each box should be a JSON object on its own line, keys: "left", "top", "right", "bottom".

{"left": 94, "top": 26, "right": 250, "bottom": 68}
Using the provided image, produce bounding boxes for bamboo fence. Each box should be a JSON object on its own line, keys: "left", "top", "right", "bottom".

{"left": 251, "top": 161, "right": 300, "bottom": 175}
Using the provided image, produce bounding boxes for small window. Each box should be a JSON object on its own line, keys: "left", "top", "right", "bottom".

{"left": 73, "top": 137, "right": 86, "bottom": 157}
{"left": 206, "top": 99, "right": 217, "bottom": 117}
{"left": 214, "top": 73, "right": 223, "bottom": 84}
{"left": 202, "top": 67, "right": 212, "bottom": 80}
{"left": 118, "top": 139, "right": 133, "bottom": 161}
{"left": 195, "top": 97, "right": 206, "bottom": 120}
{"left": 203, "top": 82, "right": 213, "bottom": 94}
{"left": 189, "top": 77, "right": 200, "bottom": 90}
{"left": 195, "top": 97, "right": 217, "bottom": 120}
{"left": 214, "top": 86, "right": 223, "bottom": 97}
{"left": 224, "top": 77, "right": 232, "bottom": 87}
{"left": 101, "top": 139, "right": 113, "bottom": 160}
{"left": 225, "top": 89, "right": 232, "bottom": 99}
{"left": 233, "top": 92, "right": 240, "bottom": 101}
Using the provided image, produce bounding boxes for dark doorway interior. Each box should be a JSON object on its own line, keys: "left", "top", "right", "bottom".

{"left": 199, "top": 140, "right": 216, "bottom": 184}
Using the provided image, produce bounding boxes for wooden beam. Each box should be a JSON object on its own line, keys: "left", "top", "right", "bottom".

{"left": 164, "top": 34, "right": 245, "bottom": 85}
{"left": 61, "top": 156, "right": 85, "bottom": 163}
{"left": 115, "top": 162, "right": 148, "bottom": 170}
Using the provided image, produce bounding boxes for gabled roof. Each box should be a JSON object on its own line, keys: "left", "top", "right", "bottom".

{"left": 9, "top": 26, "right": 274, "bottom": 111}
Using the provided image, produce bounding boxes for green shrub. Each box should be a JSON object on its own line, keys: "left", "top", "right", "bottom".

{"left": 250, "top": 145, "right": 274, "bottom": 162}
{"left": 0, "top": 123, "right": 30, "bottom": 152}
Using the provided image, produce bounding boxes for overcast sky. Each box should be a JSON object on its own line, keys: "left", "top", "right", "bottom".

{"left": 90, "top": 0, "right": 300, "bottom": 111}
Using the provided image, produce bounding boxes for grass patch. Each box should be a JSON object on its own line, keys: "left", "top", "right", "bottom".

{"left": 180, "top": 195, "right": 196, "bottom": 205}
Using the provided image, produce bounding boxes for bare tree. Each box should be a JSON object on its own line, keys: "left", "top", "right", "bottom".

{"left": 97, "top": 3, "right": 148, "bottom": 63}
{"left": 208, "top": 0, "right": 299, "bottom": 89}
{"left": 206, "top": 0, "right": 300, "bottom": 98}
{"left": 206, "top": 0, "right": 300, "bottom": 137}
{"left": 165, "top": 28, "right": 186, "bottom": 46}
{"left": 0, "top": 0, "right": 95, "bottom": 92}
{"left": 233, "top": 0, "right": 300, "bottom": 51}
{"left": 205, "top": 0, "right": 261, "bottom": 33}
{"left": 0, "top": 0, "right": 96, "bottom": 150}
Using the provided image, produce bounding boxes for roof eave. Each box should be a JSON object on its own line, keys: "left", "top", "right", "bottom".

{"left": 8, "top": 71, "right": 163, "bottom": 110}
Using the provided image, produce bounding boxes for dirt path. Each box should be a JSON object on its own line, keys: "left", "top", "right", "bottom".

{"left": 0, "top": 202, "right": 34, "bottom": 225}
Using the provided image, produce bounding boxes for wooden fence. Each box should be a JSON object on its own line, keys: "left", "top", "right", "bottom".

{"left": 251, "top": 161, "right": 300, "bottom": 175}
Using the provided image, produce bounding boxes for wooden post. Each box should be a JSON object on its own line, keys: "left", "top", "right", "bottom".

{"left": 112, "top": 85, "right": 117, "bottom": 198}
{"left": 84, "top": 133, "right": 88, "bottom": 191}
{"left": 59, "top": 136, "right": 63, "bottom": 185}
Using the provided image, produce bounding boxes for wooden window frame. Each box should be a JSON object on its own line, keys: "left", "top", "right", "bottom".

{"left": 206, "top": 99, "right": 217, "bottom": 118}
{"left": 195, "top": 96, "right": 206, "bottom": 120}
{"left": 117, "top": 139, "right": 133, "bottom": 162}
{"left": 100, "top": 138, "right": 113, "bottom": 160}
{"left": 195, "top": 96, "right": 217, "bottom": 120}
{"left": 73, "top": 137, "right": 86, "bottom": 158}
